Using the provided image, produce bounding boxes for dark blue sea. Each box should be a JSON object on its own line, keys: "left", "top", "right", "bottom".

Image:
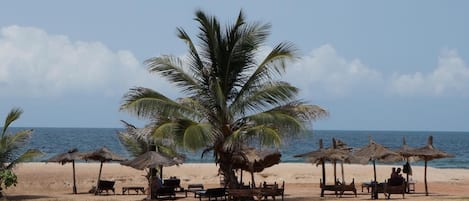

{"left": 12, "top": 128, "right": 469, "bottom": 169}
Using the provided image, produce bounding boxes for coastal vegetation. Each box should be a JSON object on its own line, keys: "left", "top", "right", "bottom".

{"left": 0, "top": 108, "right": 42, "bottom": 196}
{"left": 120, "top": 10, "right": 326, "bottom": 187}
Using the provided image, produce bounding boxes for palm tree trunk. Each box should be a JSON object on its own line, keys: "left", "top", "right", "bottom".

{"left": 218, "top": 153, "right": 239, "bottom": 188}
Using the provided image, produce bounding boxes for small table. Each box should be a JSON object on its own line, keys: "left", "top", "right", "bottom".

{"left": 361, "top": 182, "right": 372, "bottom": 192}
{"left": 122, "top": 186, "right": 145, "bottom": 195}
{"left": 185, "top": 184, "right": 204, "bottom": 197}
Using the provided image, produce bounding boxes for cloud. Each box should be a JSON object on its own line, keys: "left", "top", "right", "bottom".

{"left": 284, "top": 44, "right": 383, "bottom": 99}
{"left": 390, "top": 49, "right": 469, "bottom": 96}
{"left": 0, "top": 25, "right": 174, "bottom": 99}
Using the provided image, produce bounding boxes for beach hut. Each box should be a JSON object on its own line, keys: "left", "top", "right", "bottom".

{"left": 410, "top": 136, "right": 454, "bottom": 196}
{"left": 46, "top": 148, "right": 84, "bottom": 194}
{"left": 353, "top": 137, "right": 402, "bottom": 199}
{"left": 82, "top": 146, "right": 126, "bottom": 195}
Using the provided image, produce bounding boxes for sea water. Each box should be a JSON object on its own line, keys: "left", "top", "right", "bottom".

{"left": 11, "top": 127, "right": 469, "bottom": 169}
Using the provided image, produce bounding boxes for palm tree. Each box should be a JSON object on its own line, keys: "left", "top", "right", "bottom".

{"left": 0, "top": 108, "right": 42, "bottom": 195}
{"left": 121, "top": 10, "right": 326, "bottom": 187}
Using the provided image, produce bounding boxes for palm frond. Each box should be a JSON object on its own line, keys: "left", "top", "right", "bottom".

{"left": 230, "top": 81, "right": 298, "bottom": 115}
{"left": 117, "top": 132, "right": 147, "bottom": 157}
{"left": 183, "top": 123, "right": 212, "bottom": 151}
{"left": 121, "top": 87, "right": 197, "bottom": 119}
{"left": 6, "top": 149, "right": 42, "bottom": 169}
{"left": 2, "top": 108, "right": 22, "bottom": 137}
{"left": 145, "top": 56, "right": 200, "bottom": 94}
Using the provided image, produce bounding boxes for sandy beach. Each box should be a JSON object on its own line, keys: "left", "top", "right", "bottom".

{"left": 4, "top": 162, "right": 469, "bottom": 201}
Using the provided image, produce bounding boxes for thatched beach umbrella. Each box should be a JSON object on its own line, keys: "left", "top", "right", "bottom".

{"left": 120, "top": 151, "right": 184, "bottom": 178}
{"left": 121, "top": 151, "right": 183, "bottom": 199}
{"left": 232, "top": 147, "right": 281, "bottom": 188}
{"left": 394, "top": 137, "right": 421, "bottom": 192}
{"left": 353, "top": 137, "right": 402, "bottom": 199}
{"left": 82, "top": 146, "right": 126, "bottom": 195}
{"left": 411, "top": 136, "right": 454, "bottom": 196}
{"left": 47, "top": 148, "right": 84, "bottom": 194}
{"left": 294, "top": 138, "right": 355, "bottom": 197}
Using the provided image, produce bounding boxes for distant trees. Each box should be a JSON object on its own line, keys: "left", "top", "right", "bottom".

{"left": 120, "top": 10, "right": 326, "bottom": 187}
{"left": 0, "top": 108, "right": 42, "bottom": 196}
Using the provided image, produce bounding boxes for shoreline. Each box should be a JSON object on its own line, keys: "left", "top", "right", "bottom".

{"left": 4, "top": 162, "right": 469, "bottom": 200}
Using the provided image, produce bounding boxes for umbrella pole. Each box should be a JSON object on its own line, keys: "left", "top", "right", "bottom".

{"left": 321, "top": 160, "right": 325, "bottom": 197}
{"left": 372, "top": 160, "right": 378, "bottom": 199}
{"left": 72, "top": 160, "right": 77, "bottom": 194}
{"left": 341, "top": 161, "right": 345, "bottom": 184}
{"left": 424, "top": 160, "right": 428, "bottom": 196}
{"left": 95, "top": 161, "right": 103, "bottom": 195}
{"left": 333, "top": 160, "right": 338, "bottom": 195}
{"left": 251, "top": 171, "right": 255, "bottom": 188}
{"left": 159, "top": 165, "right": 163, "bottom": 180}
{"left": 405, "top": 158, "right": 409, "bottom": 193}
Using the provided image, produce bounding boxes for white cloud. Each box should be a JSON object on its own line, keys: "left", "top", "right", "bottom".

{"left": 284, "top": 44, "right": 383, "bottom": 98}
{"left": 0, "top": 25, "right": 174, "bottom": 98}
{"left": 390, "top": 49, "right": 469, "bottom": 96}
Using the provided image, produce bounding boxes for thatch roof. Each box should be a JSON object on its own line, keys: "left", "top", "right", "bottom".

{"left": 120, "top": 151, "right": 183, "bottom": 170}
{"left": 82, "top": 146, "right": 126, "bottom": 162}
{"left": 232, "top": 147, "right": 281, "bottom": 173}
{"left": 412, "top": 136, "right": 454, "bottom": 160}
{"left": 47, "top": 148, "right": 84, "bottom": 165}
{"left": 354, "top": 138, "right": 402, "bottom": 163}
{"left": 295, "top": 138, "right": 362, "bottom": 165}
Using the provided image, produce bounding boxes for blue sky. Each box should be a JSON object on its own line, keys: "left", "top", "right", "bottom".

{"left": 1, "top": 1, "right": 468, "bottom": 131}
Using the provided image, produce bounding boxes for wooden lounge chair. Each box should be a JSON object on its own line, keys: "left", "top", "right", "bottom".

{"left": 152, "top": 186, "right": 176, "bottom": 199}
{"left": 164, "top": 178, "right": 183, "bottom": 192}
{"left": 260, "top": 181, "right": 285, "bottom": 201}
{"left": 336, "top": 179, "right": 357, "bottom": 197}
{"left": 97, "top": 180, "right": 115, "bottom": 195}
{"left": 383, "top": 180, "right": 406, "bottom": 199}
{"left": 196, "top": 187, "right": 227, "bottom": 201}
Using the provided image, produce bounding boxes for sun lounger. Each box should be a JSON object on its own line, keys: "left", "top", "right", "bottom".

{"left": 196, "top": 187, "right": 227, "bottom": 201}
{"left": 96, "top": 180, "right": 115, "bottom": 195}
{"left": 336, "top": 179, "right": 357, "bottom": 197}
{"left": 383, "top": 180, "right": 405, "bottom": 199}
{"left": 260, "top": 181, "right": 285, "bottom": 201}
{"left": 164, "top": 178, "right": 183, "bottom": 192}
{"left": 122, "top": 186, "right": 145, "bottom": 195}
{"left": 152, "top": 186, "right": 176, "bottom": 199}
{"left": 320, "top": 179, "right": 356, "bottom": 197}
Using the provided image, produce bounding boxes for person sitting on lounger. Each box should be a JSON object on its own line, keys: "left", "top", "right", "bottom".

{"left": 389, "top": 168, "right": 405, "bottom": 186}
{"left": 151, "top": 176, "right": 163, "bottom": 191}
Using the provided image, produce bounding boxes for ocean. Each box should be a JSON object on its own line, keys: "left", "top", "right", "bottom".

{"left": 12, "top": 127, "right": 469, "bottom": 169}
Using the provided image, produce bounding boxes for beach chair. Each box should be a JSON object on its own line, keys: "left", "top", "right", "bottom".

{"left": 260, "top": 181, "right": 285, "bottom": 201}
{"left": 96, "top": 180, "right": 115, "bottom": 194}
{"left": 152, "top": 186, "right": 176, "bottom": 199}
{"left": 196, "top": 187, "right": 227, "bottom": 201}
{"left": 164, "top": 177, "right": 183, "bottom": 192}
{"left": 383, "top": 179, "right": 406, "bottom": 199}
{"left": 336, "top": 179, "right": 357, "bottom": 197}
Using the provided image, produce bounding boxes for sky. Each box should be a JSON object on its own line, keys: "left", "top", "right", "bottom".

{"left": 1, "top": 1, "right": 468, "bottom": 131}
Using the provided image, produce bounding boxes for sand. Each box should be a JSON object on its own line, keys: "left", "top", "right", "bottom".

{"left": 3, "top": 162, "right": 469, "bottom": 200}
